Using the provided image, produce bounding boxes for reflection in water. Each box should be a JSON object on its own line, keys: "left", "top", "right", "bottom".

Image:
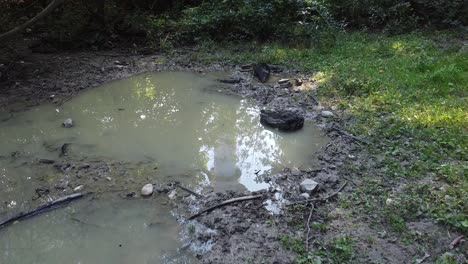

{"left": 0, "top": 72, "right": 326, "bottom": 192}
{"left": 0, "top": 71, "right": 327, "bottom": 263}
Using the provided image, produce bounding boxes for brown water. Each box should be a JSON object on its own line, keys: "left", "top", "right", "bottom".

{"left": 0, "top": 71, "right": 326, "bottom": 263}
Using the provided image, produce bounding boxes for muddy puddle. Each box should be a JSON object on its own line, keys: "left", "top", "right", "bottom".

{"left": 0, "top": 71, "right": 326, "bottom": 263}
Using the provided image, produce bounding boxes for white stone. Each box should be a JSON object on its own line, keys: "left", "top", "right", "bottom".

{"left": 300, "top": 179, "right": 319, "bottom": 193}
{"left": 73, "top": 185, "right": 84, "bottom": 192}
{"left": 320, "top": 111, "right": 334, "bottom": 118}
{"left": 385, "top": 198, "right": 394, "bottom": 206}
{"left": 278, "top": 78, "right": 290, "bottom": 84}
{"left": 63, "top": 118, "right": 73, "bottom": 128}
{"left": 168, "top": 190, "right": 177, "bottom": 199}
{"left": 141, "top": 184, "right": 154, "bottom": 196}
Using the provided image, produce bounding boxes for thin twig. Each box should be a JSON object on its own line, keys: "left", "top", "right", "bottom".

{"left": 173, "top": 183, "right": 205, "bottom": 199}
{"left": 449, "top": 235, "right": 464, "bottom": 249}
{"left": 305, "top": 203, "right": 314, "bottom": 251}
{"left": 188, "top": 194, "right": 263, "bottom": 220}
{"left": 288, "top": 181, "right": 347, "bottom": 206}
{"left": 332, "top": 128, "right": 371, "bottom": 145}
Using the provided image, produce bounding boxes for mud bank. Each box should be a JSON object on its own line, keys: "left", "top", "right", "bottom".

{"left": 1, "top": 50, "right": 463, "bottom": 264}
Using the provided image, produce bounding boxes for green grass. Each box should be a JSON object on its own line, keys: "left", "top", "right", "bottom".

{"left": 281, "top": 235, "right": 354, "bottom": 264}
{"left": 188, "top": 31, "right": 467, "bottom": 234}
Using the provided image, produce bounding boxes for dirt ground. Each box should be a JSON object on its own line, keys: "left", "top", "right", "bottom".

{"left": 0, "top": 45, "right": 465, "bottom": 264}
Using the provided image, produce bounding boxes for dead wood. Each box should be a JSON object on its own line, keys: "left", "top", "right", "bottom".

{"left": 0, "top": 192, "right": 83, "bottom": 229}
{"left": 173, "top": 183, "right": 205, "bottom": 198}
{"left": 188, "top": 194, "right": 264, "bottom": 220}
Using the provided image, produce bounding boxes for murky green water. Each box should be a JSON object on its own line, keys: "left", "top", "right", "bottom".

{"left": 0, "top": 72, "right": 326, "bottom": 263}
{"left": 0, "top": 194, "right": 191, "bottom": 263}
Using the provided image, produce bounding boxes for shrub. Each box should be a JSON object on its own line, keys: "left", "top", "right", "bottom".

{"left": 326, "top": 0, "right": 467, "bottom": 31}
{"left": 171, "top": 0, "right": 340, "bottom": 45}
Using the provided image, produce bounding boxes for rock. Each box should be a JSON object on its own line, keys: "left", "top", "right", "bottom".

{"left": 300, "top": 179, "right": 319, "bottom": 193}
{"left": 55, "top": 180, "right": 69, "bottom": 190}
{"left": 62, "top": 118, "right": 73, "bottom": 128}
{"left": 300, "top": 193, "right": 310, "bottom": 199}
{"left": 254, "top": 63, "right": 271, "bottom": 83}
{"left": 154, "top": 184, "right": 171, "bottom": 193}
{"left": 295, "top": 79, "right": 303, "bottom": 86}
{"left": 278, "top": 79, "right": 292, "bottom": 89}
{"left": 218, "top": 78, "right": 241, "bottom": 84}
{"left": 73, "top": 185, "right": 84, "bottom": 192}
{"left": 260, "top": 108, "right": 304, "bottom": 132}
{"left": 320, "top": 111, "right": 334, "bottom": 118}
{"left": 141, "top": 184, "right": 154, "bottom": 196}
{"left": 168, "top": 190, "right": 177, "bottom": 199}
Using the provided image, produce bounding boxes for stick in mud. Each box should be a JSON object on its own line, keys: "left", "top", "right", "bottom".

{"left": 0, "top": 193, "right": 84, "bottom": 229}
{"left": 188, "top": 194, "right": 264, "bottom": 220}
{"left": 332, "top": 128, "right": 371, "bottom": 145}
{"left": 173, "top": 183, "right": 206, "bottom": 199}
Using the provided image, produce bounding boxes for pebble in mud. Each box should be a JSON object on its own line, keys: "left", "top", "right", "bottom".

{"left": 73, "top": 185, "right": 84, "bottom": 192}
{"left": 141, "top": 184, "right": 154, "bottom": 196}
{"left": 278, "top": 79, "right": 293, "bottom": 89}
{"left": 300, "top": 179, "right": 319, "bottom": 194}
{"left": 62, "top": 118, "right": 74, "bottom": 128}
{"left": 320, "top": 111, "right": 334, "bottom": 118}
{"left": 168, "top": 190, "right": 177, "bottom": 199}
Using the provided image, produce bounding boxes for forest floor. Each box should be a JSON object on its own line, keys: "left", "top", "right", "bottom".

{"left": 0, "top": 31, "right": 466, "bottom": 263}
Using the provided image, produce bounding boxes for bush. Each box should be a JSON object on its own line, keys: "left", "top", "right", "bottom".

{"left": 163, "top": 0, "right": 340, "bottom": 46}
{"left": 327, "top": 0, "right": 467, "bottom": 32}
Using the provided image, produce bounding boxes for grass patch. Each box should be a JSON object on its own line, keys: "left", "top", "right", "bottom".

{"left": 189, "top": 31, "right": 467, "bottom": 233}
{"left": 281, "top": 235, "right": 354, "bottom": 264}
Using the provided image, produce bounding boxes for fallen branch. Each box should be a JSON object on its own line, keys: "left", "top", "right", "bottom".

{"left": 288, "top": 181, "right": 348, "bottom": 206}
{"left": 449, "top": 235, "right": 464, "bottom": 249}
{"left": 188, "top": 194, "right": 263, "bottom": 220}
{"left": 0, "top": 192, "right": 83, "bottom": 229}
{"left": 0, "top": 0, "right": 66, "bottom": 43}
{"left": 416, "top": 252, "right": 430, "bottom": 264}
{"left": 305, "top": 203, "right": 315, "bottom": 251}
{"left": 173, "top": 183, "right": 205, "bottom": 199}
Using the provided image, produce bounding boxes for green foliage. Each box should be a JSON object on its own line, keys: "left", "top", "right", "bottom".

{"left": 327, "top": 0, "right": 467, "bottom": 32}
{"left": 281, "top": 235, "right": 354, "bottom": 264}
{"left": 144, "top": 0, "right": 340, "bottom": 47}
{"left": 436, "top": 253, "right": 459, "bottom": 264}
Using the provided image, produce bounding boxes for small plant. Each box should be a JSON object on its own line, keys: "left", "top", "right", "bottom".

{"left": 187, "top": 224, "right": 195, "bottom": 235}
